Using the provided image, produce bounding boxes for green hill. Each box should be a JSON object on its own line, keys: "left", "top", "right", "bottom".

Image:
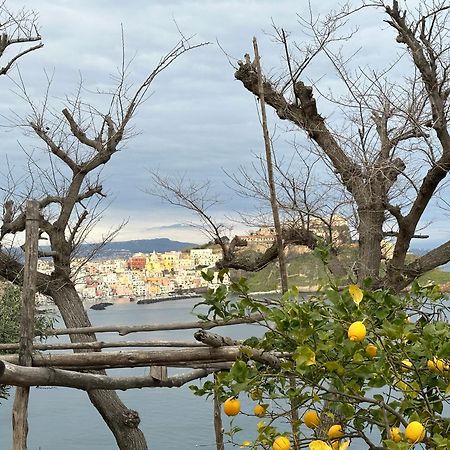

{"left": 237, "top": 246, "right": 450, "bottom": 292}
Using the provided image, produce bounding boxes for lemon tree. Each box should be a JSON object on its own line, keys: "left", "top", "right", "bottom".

{"left": 191, "top": 275, "right": 450, "bottom": 449}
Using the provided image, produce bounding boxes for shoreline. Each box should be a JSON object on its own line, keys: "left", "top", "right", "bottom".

{"left": 84, "top": 286, "right": 319, "bottom": 309}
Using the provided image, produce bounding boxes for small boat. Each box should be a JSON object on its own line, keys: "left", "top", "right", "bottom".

{"left": 90, "top": 302, "right": 113, "bottom": 310}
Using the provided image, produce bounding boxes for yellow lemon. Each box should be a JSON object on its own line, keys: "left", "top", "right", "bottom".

{"left": 348, "top": 321, "right": 366, "bottom": 342}
{"left": 436, "top": 359, "right": 449, "bottom": 373}
{"left": 365, "top": 343, "right": 377, "bottom": 358}
{"left": 332, "top": 441, "right": 350, "bottom": 450}
{"left": 303, "top": 410, "right": 320, "bottom": 429}
{"left": 428, "top": 357, "right": 449, "bottom": 374}
{"left": 240, "top": 441, "right": 252, "bottom": 448}
{"left": 389, "top": 427, "right": 402, "bottom": 442}
{"left": 427, "top": 359, "right": 437, "bottom": 372}
{"left": 273, "top": 436, "right": 291, "bottom": 450}
{"left": 405, "top": 421, "right": 425, "bottom": 443}
{"left": 401, "top": 359, "right": 413, "bottom": 372}
{"left": 253, "top": 404, "right": 266, "bottom": 417}
{"left": 223, "top": 397, "right": 240, "bottom": 416}
{"left": 309, "top": 440, "right": 332, "bottom": 450}
{"left": 327, "top": 424, "right": 344, "bottom": 439}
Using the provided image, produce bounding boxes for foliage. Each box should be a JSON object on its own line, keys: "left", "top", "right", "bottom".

{"left": 192, "top": 277, "right": 450, "bottom": 449}
{"left": 0, "top": 285, "right": 53, "bottom": 401}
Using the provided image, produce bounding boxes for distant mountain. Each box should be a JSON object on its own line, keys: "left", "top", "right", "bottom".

{"left": 71, "top": 238, "right": 198, "bottom": 260}
{"left": 410, "top": 248, "right": 428, "bottom": 256}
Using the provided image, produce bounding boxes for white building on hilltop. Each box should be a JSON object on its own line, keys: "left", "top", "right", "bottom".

{"left": 190, "top": 248, "right": 221, "bottom": 267}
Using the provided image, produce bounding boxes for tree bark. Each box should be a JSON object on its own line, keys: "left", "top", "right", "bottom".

{"left": 47, "top": 280, "right": 148, "bottom": 450}
{"left": 357, "top": 208, "right": 385, "bottom": 282}
{"left": 48, "top": 313, "right": 264, "bottom": 337}
{"left": 0, "top": 339, "right": 206, "bottom": 351}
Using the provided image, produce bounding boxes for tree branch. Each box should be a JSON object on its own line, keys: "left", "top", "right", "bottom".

{"left": 30, "top": 122, "right": 80, "bottom": 172}
{"left": 235, "top": 59, "right": 360, "bottom": 193}
{"left": 0, "top": 42, "right": 43, "bottom": 75}
{"left": 2, "top": 347, "right": 244, "bottom": 369}
{"left": 62, "top": 108, "right": 103, "bottom": 152}
{"left": 403, "top": 238, "right": 450, "bottom": 279}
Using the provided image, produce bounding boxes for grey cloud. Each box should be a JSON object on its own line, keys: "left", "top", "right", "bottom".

{"left": 1, "top": 0, "right": 448, "bottom": 244}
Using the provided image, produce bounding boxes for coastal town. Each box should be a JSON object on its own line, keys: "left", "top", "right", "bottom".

{"left": 37, "top": 247, "right": 224, "bottom": 303}
{"left": 34, "top": 222, "right": 354, "bottom": 304}
{"left": 32, "top": 227, "right": 280, "bottom": 303}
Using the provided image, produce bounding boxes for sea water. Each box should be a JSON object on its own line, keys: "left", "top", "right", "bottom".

{"left": 0, "top": 299, "right": 265, "bottom": 450}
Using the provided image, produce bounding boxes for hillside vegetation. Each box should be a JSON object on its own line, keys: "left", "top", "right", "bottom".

{"left": 238, "top": 245, "right": 450, "bottom": 292}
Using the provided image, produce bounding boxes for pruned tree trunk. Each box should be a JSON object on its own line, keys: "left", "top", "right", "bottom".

{"left": 47, "top": 280, "right": 148, "bottom": 450}
{"left": 357, "top": 208, "right": 385, "bottom": 283}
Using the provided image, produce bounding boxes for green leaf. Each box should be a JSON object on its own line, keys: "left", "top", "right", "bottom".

{"left": 324, "top": 361, "right": 345, "bottom": 376}
{"left": 384, "top": 440, "right": 410, "bottom": 450}
{"left": 294, "top": 346, "right": 316, "bottom": 371}
{"left": 230, "top": 360, "right": 248, "bottom": 383}
{"left": 201, "top": 270, "right": 215, "bottom": 282}
{"left": 339, "top": 403, "right": 355, "bottom": 419}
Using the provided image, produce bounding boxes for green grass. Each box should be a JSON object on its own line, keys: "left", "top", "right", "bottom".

{"left": 418, "top": 268, "right": 450, "bottom": 285}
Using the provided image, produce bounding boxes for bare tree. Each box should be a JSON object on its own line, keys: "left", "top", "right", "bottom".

{"left": 149, "top": 1, "right": 450, "bottom": 293}
{"left": 231, "top": 0, "right": 450, "bottom": 290}
{"left": 150, "top": 168, "right": 349, "bottom": 281}
{"left": 0, "top": 2, "right": 42, "bottom": 76}
{"left": 0, "top": 27, "right": 206, "bottom": 449}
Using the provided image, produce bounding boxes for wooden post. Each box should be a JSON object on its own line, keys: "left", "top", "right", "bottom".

{"left": 252, "top": 37, "right": 289, "bottom": 293}
{"left": 213, "top": 374, "right": 224, "bottom": 450}
{"left": 253, "top": 38, "right": 299, "bottom": 450}
{"left": 149, "top": 366, "right": 168, "bottom": 381}
{"left": 12, "top": 200, "right": 39, "bottom": 450}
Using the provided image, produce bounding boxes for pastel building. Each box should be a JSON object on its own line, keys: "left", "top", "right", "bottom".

{"left": 127, "top": 253, "right": 146, "bottom": 270}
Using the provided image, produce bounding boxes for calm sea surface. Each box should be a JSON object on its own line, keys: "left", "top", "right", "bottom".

{"left": 0, "top": 299, "right": 265, "bottom": 450}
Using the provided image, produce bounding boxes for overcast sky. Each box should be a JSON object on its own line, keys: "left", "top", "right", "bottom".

{"left": 1, "top": 0, "right": 447, "bottom": 248}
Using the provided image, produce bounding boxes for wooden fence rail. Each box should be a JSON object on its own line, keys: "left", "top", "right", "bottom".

{"left": 1, "top": 360, "right": 213, "bottom": 390}
{"left": 45, "top": 313, "right": 265, "bottom": 337}
{"left": 1, "top": 347, "right": 242, "bottom": 368}
{"left": 0, "top": 339, "right": 208, "bottom": 352}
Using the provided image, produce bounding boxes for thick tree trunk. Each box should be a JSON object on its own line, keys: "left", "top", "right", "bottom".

{"left": 47, "top": 279, "right": 148, "bottom": 450}
{"left": 357, "top": 208, "right": 384, "bottom": 283}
